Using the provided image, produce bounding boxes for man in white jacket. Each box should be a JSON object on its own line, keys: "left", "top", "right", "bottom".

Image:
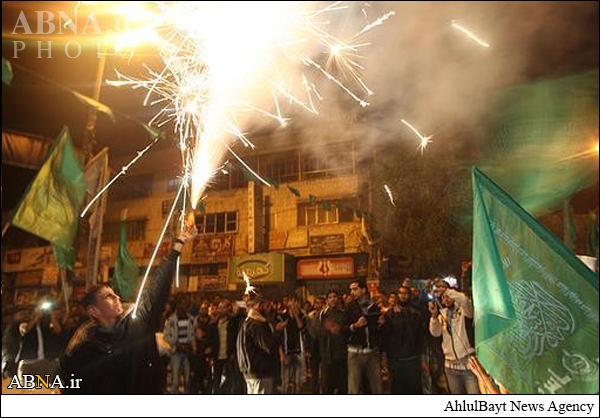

{"left": 428, "top": 281, "right": 480, "bottom": 394}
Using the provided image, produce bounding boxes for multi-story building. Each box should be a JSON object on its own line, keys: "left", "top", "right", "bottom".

{"left": 102, "top": 130, "right": 375, "bottom": 301}
{"left": 2, "top": 128, "right": 377, "bottom": 308}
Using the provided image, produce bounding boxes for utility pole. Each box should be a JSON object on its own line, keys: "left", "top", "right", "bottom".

{"left": 84, "top": 44, "right": 109, "bottom": 290}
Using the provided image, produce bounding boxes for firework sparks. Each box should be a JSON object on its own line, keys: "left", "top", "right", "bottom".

{"left": 81, "top": 133, "right": 162, "bottom": 218}
{"left": 132, "top": 177, "right": 187, "bottom": 319}
{"left": 557, "top": 142, "right": 600, "bottom": 162}
{"left": 174, "top": 180, "right": 188, "bottom": 288}
{"left": 357, "top": 11, "right": 395, "bottom": 36}
{"left": 400, "top": 119, "right": 433, "bottom": 155}
{"left": 451, "top": 21, "right": 490, "bottom": 48}
{"left": 109, "top": 2, "right": 392, "bottom": 208}
{"left": 243, "top": 271, "right": 257, "bottom": 297}
{"left": 384, "top": 184, "right": 396, "bottom": 207}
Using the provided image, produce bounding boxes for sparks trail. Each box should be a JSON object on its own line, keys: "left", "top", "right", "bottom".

{"left": 107, "top": 2, "right": 392, "bottom": 208}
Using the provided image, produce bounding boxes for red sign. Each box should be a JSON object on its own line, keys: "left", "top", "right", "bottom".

{"left": 297, "top": 257, "right": 354, "bottom": 280}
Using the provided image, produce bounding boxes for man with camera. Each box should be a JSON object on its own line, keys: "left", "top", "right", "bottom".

{"left": 428, "top": 279, "right": 480, "bottom": 394}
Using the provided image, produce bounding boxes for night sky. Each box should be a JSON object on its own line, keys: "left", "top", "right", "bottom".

{"left": 2, "top": 1, "right": 598, "bottom": 211}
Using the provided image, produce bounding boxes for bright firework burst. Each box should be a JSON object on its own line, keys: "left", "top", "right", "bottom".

{"left": 384, "top": 184, "right": 395, "bottom": 207}
{"left": 109, "top": 1, "right": 393, "bottom": 208}
{"left": 243, "top": 271, "right": 257, "bottom": 297}
{"left": 400, "top": 118, "right": 433, "bottom": 155}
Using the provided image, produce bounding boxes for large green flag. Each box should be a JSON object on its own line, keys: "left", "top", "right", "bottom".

{"left": 114, "top": 221, "right": 140, "bottom": 302}
{"left": 11, "top": 126, "right": 86, "bottom": 263}
{"left": 472, "top": 167, "right": 598, "bottom": 394}
{"left": 481, "top": 70, "right": 599, "bottom": 217}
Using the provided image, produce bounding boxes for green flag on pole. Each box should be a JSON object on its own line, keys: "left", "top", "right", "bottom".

{"left": 472, "top": 167, "right": 598, "bottom": 394}
{"left": 53, "top": 244, "right": 77, "bottom": 270}
{"left": 11, "top": 126, "right": 86, "bottom": 267}
{"left": 114, "top": 221, "right": 140, "bottom": 302}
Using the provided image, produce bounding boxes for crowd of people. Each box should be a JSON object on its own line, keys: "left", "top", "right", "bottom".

{"left": 2, "top": 224, "right": 502, "bottom": 395}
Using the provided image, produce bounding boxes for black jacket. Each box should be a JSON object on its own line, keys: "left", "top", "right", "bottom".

{"left": 208, "top": 313, "right": 243, "bottom": 360}
{"left": 276, "top": 310, "right": 305, "bottom": 355}
{"left": 380, "top": 305, "right": 425, "bottom": 359}
{"left": 342, "top": 299, "right": 381, "bottom": 350}
{"left": 318, "top": 307, "right": 347, "bottom": 364}
{"left": 236, "top": 311, "right": 277, "bottom": 379}
{"left": 59, "top": 249, "right": 179, "bottom": 394}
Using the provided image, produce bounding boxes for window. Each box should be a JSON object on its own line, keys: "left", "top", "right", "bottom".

{"left": 297, "top": 198, "right": 358, "bottom": 226}
{"left": 104, "top": 219, "right": 147, "bottom": 242}
{"left": 302, "top": 155, "right": 328, "bottom": 180}
{"left": 301, "top": 144, "right": 354, "bottom": 179}
{"left": 210, "top": 171, "right": 230, "bottom": 191}
{"left": 226, "top": 212, "right": 237, "bottom": 232}
{"left": 195, "top": 212, "right": 238, "bottom": 234}
{"left": 112, "top": 174, "right": 153, "bottom": 200}
{"left": 230, "top": 168, "right": 247, "bottom": 189}
{"left": 264, "top": 152, "right": 299, "bottom": 183}
{"left": 166, "top": 178, "right": 180, "bottom": 193}
{"left": 298, "top": 202, "right": 337, "bottom": 225}
{"left": 228, "top": 157, "right": 257, "bottom": 189}
{"left": 337, "top": 198, "right": 358, "bottom": 222}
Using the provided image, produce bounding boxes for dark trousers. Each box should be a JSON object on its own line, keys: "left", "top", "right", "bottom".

{"left": 309, "top": 349, "right": 321, "bottom": 394}
{"left": 189, "top": 355, "right": 209, "bottom": 394}
{"left": 212, "top": 357, "right": 244, "bottom": 394}
{"left": 389, "top": 356, "right": 422, "bottom": 394}
{"left": 322, "top": 359, "right": 348, "bottom": 394}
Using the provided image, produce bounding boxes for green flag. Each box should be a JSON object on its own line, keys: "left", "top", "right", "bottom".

{"left": 587, "top": 212, "right": 599, "bottom": 258}
{"left": 472, "top": 167, "right": 598, "bottom": 394}
{"left": 53, "top": 244, "right": 76, "bottom": 270}
{"left": 482, "top": 70, "right": 599, "bottom": 216}
{"left": 11, "top": 126, "right": 86, "bottom": 255}
{"left": 563, "top": 199, "right": 577, "bottom": 252}
{"left": 114, "top": 221, "right": 140, "bottom": 302}
{"left": 2, "top": 58, "right": 13, "bottom": 85}
{"left": 288, "top": 186, "right": 301, "bottom": 197}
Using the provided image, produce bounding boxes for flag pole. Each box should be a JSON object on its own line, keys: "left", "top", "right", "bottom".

{"left": 85, "top": 149, "right": 110, "bottom": 290}
{"left": 1, "top": 221, "right": 10, "bottom": 238}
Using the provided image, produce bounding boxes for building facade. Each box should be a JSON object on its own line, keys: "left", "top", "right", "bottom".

{"left": 2, "top": 132, "right": 377, "bottom": 307}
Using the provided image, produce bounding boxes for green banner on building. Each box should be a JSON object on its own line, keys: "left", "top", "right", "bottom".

{"left": 228, "top": 252, "right": 291, "bottom": 284}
